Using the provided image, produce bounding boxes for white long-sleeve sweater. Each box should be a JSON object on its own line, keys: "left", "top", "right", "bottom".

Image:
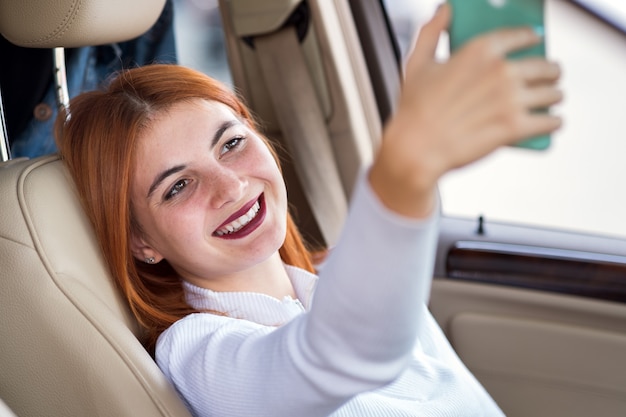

{"left": 156, "top": 173, "right": 505, "bottom": 417}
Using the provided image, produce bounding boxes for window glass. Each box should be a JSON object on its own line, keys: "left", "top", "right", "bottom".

{"left": 173, "top": 0, "right": 232, "bottom": 86}
{"left": 384, "top": 0, "right": 626, "bottom": 238}
{"left": 572, "top": 0, "right": 626, "bottom": 33}
{"left": 176, "top": 0, "right": 626, "bottom": 238}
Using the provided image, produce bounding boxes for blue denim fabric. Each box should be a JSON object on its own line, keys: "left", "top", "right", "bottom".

{"left": 11, "top": 0, "right": 177, "bottom": 158}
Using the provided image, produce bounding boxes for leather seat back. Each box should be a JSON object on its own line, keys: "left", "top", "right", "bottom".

{"left": 0, "top": 156, "right": 191, "bottom": 416}
{"left": 0, "top": 0, "right": 191, "bottom": 414}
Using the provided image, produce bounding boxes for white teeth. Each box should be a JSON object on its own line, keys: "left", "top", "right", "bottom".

{"left": 215, "top": 201, "right": 261, "bottom": 236}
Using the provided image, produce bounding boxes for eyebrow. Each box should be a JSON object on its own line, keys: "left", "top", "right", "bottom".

{"left": 146, "top": 120, "right": 242, "bottom": 199}
{"left": 147, "top": 165, "right": 186, "bottom": 198}
{"left": 212, "top": 119, "right": 240, "bottom": 147}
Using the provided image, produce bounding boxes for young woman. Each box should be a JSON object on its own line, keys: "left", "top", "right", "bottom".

{"left": 56, "top": 5, "right": 562, "bottom": 416}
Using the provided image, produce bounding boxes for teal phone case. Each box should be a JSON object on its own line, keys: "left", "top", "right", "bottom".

{"left": 447, "top": 0, "right": 550, "bottom": 150}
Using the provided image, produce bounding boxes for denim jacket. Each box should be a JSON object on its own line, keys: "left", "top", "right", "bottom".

{"left": 10, "top": 0, "right": 177, "bottom": 158}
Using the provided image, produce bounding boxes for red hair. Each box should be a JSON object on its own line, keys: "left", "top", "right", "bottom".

{"left": 55, "top": 64, "right": 315, "bottom": 353}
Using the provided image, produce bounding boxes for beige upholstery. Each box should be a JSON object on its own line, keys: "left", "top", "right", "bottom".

{"left": 0, "top": 399, "right": 17, "bottom": 417}
{"left": 0, "top": 0, "right": 191, "bottom": 414}
{"left": 0, "top": 0, "right": 166, "bottom": 48}
{"left": 0, "top": 156, "right": 192, "bottom": 416}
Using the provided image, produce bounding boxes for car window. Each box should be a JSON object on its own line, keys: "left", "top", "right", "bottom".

{"left": 384, "top": 0, "right": 626, "bottom": 239}
{"left": 572, "top": 0, "right": 626, "bottom": 33}
{"left": 175, "top": 0, "right": 626, "bottom": 239}
{"left": 174, "top": 0, "right": 232, "bottom": 86}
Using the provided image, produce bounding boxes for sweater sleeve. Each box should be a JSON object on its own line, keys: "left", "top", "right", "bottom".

{"left": 156, "top": 170, "right": 440, "bottom": 417}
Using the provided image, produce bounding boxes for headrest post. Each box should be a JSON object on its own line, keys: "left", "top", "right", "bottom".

{"left": 0, "top": 86, "right": 11, "bottom": 162}
{"left": 53, "top": 48, "right": 70, "bottom": 114}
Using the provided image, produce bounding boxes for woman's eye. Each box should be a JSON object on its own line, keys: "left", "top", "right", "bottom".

{"left": 220, "top": 136, "right": 244, "bottom": 156}
{"left": 165, "top": 178, "right": 190, "bottom": 200}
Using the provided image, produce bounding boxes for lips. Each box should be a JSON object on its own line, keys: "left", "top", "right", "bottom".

{"left": 213, "top": 194, "right": 265, "bottom": 239}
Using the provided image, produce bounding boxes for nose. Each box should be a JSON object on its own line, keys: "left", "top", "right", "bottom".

{"left": 206, "top": 166, "right": 247, "bottom": 210}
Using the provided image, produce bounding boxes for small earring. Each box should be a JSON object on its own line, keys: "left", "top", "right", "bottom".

{"left": 145, "top": 257, "right": 156, "bottom": 264}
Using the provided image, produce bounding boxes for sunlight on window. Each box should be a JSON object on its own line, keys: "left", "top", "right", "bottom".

{"left": 385, "top": 0, "right": 626, "bottom": 238}
{"left": 573, "top": 0, "right": 626, "bottom": 32}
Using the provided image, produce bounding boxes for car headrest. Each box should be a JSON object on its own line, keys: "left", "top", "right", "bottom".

{"left": 0, "top": 155, "right": 191, "bottom": 417}
{"left": 0, "top": 0, "right": 167, "bottom": 48}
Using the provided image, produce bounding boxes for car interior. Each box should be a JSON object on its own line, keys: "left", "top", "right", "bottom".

{"left": 0, "top": 0, "right": 625, "bottom": 416}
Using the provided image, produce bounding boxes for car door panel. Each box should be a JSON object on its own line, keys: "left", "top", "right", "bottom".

{"left": 430, "top": 279, "right": 626, "bottom": 417}
{"left": 429, "top": 214, "right": 626, "bottom": 416}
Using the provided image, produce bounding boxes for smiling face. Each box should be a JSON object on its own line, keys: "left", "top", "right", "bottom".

{"left": 129, "top": 99, "right": 289, "bottom": 291}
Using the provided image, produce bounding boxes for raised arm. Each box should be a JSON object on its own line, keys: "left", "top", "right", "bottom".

{"left": 156, "top": 5, "right": 562, "bottom": 417}
{"left": 371, "top": 4, "right": 562, "bottom": 219}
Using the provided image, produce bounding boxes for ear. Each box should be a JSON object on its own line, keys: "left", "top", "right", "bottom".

{"left": 130, "top": 229, "right": 163, "bottom": 264}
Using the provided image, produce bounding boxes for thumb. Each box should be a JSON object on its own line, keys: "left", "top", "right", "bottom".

{"left": 406, "top": 3, "right": 450, "bottom": 72}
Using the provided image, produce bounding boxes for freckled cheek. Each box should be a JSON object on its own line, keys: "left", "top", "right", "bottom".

{"left": 248, "top": 144, "right": 274, "bottom": 166}
{"left": 248, "top": 147, "right": 285, "bottom": 186}
{"left": 153, "top": 203, "right": 208, "bottom": 243}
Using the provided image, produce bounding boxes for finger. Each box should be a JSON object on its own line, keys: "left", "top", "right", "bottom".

{"left": 521, "top": 85, "right": 564, "bottom": 110}
{"left": 467, "top": 112, "right": 562, "bottom": 153}
{"left": 512, "top": 59, "right": 562, "bottom": 85}
{"left": 407, "top": 4, "right": 451, "bottom": 71}
{"left": 480, "top": 27, "right": 542, "bottom": 58}
{"left": 450, "top": 83, "right": 562, "bottom": 146}
{"left": 519, "top": 113, "right": 563, "bottom": 139}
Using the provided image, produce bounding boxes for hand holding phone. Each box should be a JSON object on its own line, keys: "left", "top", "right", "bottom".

{"left": 447, "top": 0, "right": 551, "bottom": 150}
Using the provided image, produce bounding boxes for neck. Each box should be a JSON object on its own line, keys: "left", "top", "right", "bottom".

{"left": 186, "top": 252, "right": 296, "bottom": 300}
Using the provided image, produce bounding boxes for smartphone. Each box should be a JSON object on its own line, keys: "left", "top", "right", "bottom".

{"left": 447, "top": 0, "right": 550, "bottom": 150}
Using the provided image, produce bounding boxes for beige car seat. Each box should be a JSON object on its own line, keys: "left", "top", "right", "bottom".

{"left": 0, "top": 1, "right": 191, "bottom": 416}
{"left": 0, "top": 399, "right": 17, "bottom": 417}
